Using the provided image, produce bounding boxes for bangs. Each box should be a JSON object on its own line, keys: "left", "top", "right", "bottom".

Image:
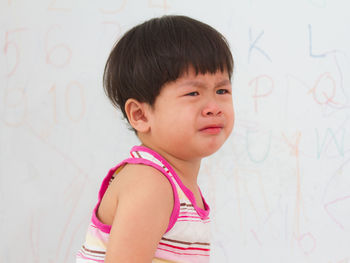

{"left": 138, "top": 15, "right": 233, "bottom": 85}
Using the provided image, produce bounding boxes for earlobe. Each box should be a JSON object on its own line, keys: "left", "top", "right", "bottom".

{"left": 125, "top": 99, "right": 150, "bottom": 133}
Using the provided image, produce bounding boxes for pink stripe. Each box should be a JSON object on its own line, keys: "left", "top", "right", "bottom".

{"left": 90, "top": 224, "right": 98, "bottom": 229}
{"left": 157, "top": 247, "right": 210, "bottom": 257}
{"left": 76, "top": 252, "right": 104, "bottom": 262}
{"left": 179, "top": 216, "right": 201, "bottom": 219}
{"left": 179, "top": 214, "right": 199, "bottom": 217}
{"left": 178, "top": 219, "right": 210, "bottom": 223}
{"left": 179, "top": 211, "right": 198, "bottom": 215}
{"left": 132, "top": 146, "right": 210, "bottom": 219}
{"left": 159, "top": 242, "right": 210, "bottom": 252}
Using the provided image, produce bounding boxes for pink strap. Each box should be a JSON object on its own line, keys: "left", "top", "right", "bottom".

{"left": 91, "top": 157, "right": 180, "bottom": 234}
{"left": 132, "top": 146, "right": 210, "bottom": 219}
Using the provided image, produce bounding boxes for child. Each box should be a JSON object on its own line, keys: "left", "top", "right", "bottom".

{"left": 76, "top": 15, "right": 234, "bottom": 262}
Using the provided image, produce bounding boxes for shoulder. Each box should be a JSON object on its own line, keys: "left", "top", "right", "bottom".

{"left": 104, "top": 163, "right": 175, "bottom": 261}
{"left": 115, "top": 163, "right": 175, "bottom": 221}
{"left": 98, "top": 162, "right": 175, "bottom": 226}
{"left": 117, "top": 163, "right": 174, "bottom": 198}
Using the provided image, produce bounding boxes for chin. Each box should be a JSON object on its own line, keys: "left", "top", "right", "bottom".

{"left": 199, "top": 143, "right": 223, "bottom": 158}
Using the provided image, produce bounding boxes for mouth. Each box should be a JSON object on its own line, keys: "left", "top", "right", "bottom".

{"left": 199, "top": 125, "right": 223, "bottom": 135}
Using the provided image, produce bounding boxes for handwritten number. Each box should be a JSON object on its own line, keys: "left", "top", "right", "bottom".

{"left": 3, "top": 28, "right": 27, "bottom": 77}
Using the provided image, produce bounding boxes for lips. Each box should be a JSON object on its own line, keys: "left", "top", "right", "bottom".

{"left": 199, "top": 125, "right": 223, "bottom": 134}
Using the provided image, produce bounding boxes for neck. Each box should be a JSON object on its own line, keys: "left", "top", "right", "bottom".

{"left": 140, "top": 143, "right": 201, "bottom": 187}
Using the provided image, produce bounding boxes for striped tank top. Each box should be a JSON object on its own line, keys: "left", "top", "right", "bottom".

{"left": 76, "top": 145, "right": 211, "bottom": 262}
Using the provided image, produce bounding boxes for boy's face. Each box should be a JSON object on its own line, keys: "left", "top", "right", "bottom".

{"left": 146, "top": 66, "right": 234, "bottom": 161}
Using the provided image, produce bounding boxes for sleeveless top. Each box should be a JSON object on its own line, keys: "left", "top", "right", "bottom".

{"left": 76, "top": 146, "right": 211, "bottom": 262}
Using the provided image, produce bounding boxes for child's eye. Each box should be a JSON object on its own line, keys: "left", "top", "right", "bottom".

{"left": 216, "top": 89, "right": 230, "bottom": 95}
{"left": 186, "top": 91, "right": 199, "bottom": 96}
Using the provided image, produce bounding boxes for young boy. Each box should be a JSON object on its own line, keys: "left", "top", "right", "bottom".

{"left": 77, "top": 15, "right": 234, "bottom": 262}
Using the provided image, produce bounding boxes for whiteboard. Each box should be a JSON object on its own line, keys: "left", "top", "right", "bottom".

{"left": 1, "top": 0, "right": 350, "bottom": 262}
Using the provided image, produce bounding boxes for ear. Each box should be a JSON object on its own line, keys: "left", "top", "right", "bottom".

{"left": 124, "top": 98, "right": 151, "bottom": 133}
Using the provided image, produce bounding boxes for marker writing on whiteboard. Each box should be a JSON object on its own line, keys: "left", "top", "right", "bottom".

{"left": 4, "top": 28, "right": 28, "bottom": 77}
{"left": 248, "top": 27, "right": 272, "bottom": 63}
{"left": 246, "top": 129, "right": 272, "bottom": 163}
{"left": 308, "top": 24, "right": 338, "bottom": 58}
{"left": 316, "top": 128, "right": 345, "bottom": 159}
{"left": 99, "top": 0, "right": 127, "bottom": 14}
{"left": 249, "top": 74, "right": 274, "bottom": 113}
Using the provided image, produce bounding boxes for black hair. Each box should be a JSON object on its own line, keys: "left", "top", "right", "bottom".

{"left": 103, "top": 15, "right": 234, "bottom": 124}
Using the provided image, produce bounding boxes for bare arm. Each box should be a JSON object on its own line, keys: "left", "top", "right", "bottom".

{"left": 105, "top": 165, "right": 174, "bottom": 262}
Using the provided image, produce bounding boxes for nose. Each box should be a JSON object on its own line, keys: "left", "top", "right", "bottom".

{"left": 202, "top": 101, "right": 222, "bottom": 116}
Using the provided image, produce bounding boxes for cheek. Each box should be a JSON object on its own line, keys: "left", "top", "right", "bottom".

{"left": 226, "top": 104, "right": 235, "bottom": 131}
{"left": 154, "top": 109, "right": 185, "bottom": 133}
{"left": 231, "top": 105, "right": 235, "bottom": 124}
{"left": 171, "top": 105, "right": 195, "bottom": 121}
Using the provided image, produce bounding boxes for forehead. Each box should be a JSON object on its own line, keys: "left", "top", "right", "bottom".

{"left": 171, "top": 66, "right": 230, "bottom": 88}
{"left": 156, "top": 65, "right": 230, "bottom": 100}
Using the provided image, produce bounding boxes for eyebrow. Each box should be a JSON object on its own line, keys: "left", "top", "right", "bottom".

{"left": 178, "top": 79, "right": 231, "bottom": 89}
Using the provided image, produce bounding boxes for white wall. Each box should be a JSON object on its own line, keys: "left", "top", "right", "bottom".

{"left": 1, "top": 0, "right": 350, "bottom": 262}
